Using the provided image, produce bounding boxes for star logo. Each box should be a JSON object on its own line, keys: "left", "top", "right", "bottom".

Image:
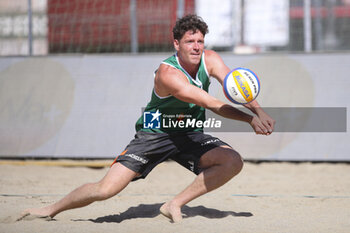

{"left": 150, "top": 109, "right": 161, "bottom": 122}
{"left": 143, "top": 110, "right": 162, "bottom": 129}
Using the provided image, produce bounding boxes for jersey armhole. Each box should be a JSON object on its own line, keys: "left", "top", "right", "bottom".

{"left": 153, "top": 88, "right": 171, "bottom": 99}
{"left": 202, "top": 51, "right": 210, "bottom": 79}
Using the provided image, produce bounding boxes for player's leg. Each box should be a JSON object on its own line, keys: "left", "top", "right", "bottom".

{"left": 20, "top": 163, "right": 139, "bottom": 219}
{"left": 160, "top": 145, "right": 243, "bottom": 222}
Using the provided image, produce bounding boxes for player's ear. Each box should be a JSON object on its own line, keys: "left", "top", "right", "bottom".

{"left": 173, "top": 39, "right": 180, "bottom": 51}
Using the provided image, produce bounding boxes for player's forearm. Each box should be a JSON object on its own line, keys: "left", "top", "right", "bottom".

{"left": 208, "top": 103, "right": 253, "bottom": 124}
{"left": 244, "top": 100, "right": 265, "bottom": 116}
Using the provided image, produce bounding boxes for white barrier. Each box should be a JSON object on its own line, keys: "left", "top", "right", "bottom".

{"left": 0, "top": 53, "right": 349, "bottom": 161}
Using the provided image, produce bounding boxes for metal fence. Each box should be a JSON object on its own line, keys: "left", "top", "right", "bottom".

{"left": 0, "top": 0, "right": 349, "bottom": 56}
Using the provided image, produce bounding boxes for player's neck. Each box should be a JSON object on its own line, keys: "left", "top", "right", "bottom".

{"left": 178, "top": 57, "right": 200, "bottom": 79}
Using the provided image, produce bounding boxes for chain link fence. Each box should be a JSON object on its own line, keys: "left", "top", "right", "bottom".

{"left": 0, "top": 0, "right": 349, "bottom": 56}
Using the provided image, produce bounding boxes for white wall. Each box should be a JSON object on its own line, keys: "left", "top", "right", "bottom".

{"left": 0, "top": 53, "right": 349, "bottom": 161}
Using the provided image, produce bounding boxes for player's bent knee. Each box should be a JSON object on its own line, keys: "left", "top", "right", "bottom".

{"left": 231, "top": 153, "right": 244, "bottom": 175}
{"left": 200, "top": 146, "right": 243, "bottom": 174}
{"left": 95, "top": 183, "right": 118, "bottom": 201}
{"left": 222, "top": 149, "right": 244, "bottom": 176}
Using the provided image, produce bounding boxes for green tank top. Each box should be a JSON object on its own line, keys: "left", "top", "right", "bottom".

{"left": 135, "top": 52, "right": 210, "bottom": 133}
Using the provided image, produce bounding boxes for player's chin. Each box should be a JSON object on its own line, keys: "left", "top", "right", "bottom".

{"left": 189, "top": 57, "right": 201, "bottom": 65}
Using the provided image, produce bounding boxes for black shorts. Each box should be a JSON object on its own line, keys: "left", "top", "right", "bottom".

{"left": 112, "top": 131, "right": 230, "bottom": 180}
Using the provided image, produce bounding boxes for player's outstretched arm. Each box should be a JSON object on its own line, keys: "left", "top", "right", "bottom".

{"left": 155, "top": 64, "right": 270, "bottom": 135}
{"left": 204, "top": 50, "right": 275, "bottom": 135}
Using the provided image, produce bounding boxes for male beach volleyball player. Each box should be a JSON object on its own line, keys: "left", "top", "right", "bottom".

{"left": 20, "top": 14, "right": 274, "bottom": 223}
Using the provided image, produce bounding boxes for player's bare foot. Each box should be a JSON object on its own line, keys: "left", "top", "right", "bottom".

{"left": 17, "top": 207, "right": 53, "bottom": 221}
{"left": 160, "top": 201, "right": 183, "bottom": 223}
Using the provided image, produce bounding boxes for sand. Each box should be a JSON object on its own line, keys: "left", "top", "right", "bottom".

{"left": 0, "top": 160, "right": 349, "bottom": 233}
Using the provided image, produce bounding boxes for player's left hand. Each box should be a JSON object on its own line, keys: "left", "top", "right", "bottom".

{"left": 256, "top": 110, "right": 275, "bottom": 135}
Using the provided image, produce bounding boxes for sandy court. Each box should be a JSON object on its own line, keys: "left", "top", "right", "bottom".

{"left": 0, "top": 160, "right": 349, "bottom": 233}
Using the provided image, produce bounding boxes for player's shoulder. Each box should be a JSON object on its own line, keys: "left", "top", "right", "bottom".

{"left": 157, "top": 62, "right": 181, "bottom": 76}
{"left": 204, "top": 49, "right": 224, "bottom": 66}
{"left": 155, "top": 63, "right": 184, "bottom": 84}
{"left": 155, "top": 63, "right": 189, "bottom": 93}
{"left": 204, "top": 49, "right": 221, "bottom": 60}
{"left": 204, "top": 49, "right": 226, "bottom": 74}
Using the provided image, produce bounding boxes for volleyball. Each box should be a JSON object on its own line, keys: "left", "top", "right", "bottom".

{"left": 223, "top": 67, "right": 260, "bottom": 104}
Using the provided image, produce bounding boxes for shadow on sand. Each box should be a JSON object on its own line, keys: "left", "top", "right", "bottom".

{"left": 73, "top": 203, "right": 252, "bottom": 223}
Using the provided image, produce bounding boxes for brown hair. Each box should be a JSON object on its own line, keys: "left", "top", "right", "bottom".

{"left": 172, "top": 14, "right": 208, "bottom": 40}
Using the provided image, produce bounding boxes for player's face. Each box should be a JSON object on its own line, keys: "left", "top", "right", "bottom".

{"left": 174, "top": 30, "right": 205, "bottom": 66}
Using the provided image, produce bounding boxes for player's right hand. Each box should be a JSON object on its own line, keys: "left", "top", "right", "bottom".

{"left": 250, "top": 115, "right": 271, "bottom": 135}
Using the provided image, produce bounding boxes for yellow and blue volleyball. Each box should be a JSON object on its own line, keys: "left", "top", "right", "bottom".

{"left": 223, "top": 67, "right": 260, "bottom": 104}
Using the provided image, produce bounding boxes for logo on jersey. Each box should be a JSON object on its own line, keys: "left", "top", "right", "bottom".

{"left": 143, "top": 110, "right": 161, "bottom": 129}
